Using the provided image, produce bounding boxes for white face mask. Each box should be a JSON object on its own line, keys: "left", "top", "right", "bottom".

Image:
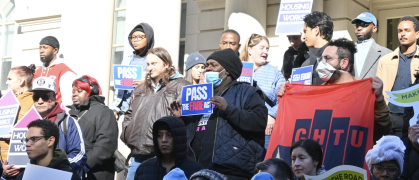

{"left": 316, "top": 60, "right": 336, "bottom": 82}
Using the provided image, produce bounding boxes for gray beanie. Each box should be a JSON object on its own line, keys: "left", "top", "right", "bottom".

{"left": 186, "top": 52, "right": 206, "bottom": 71}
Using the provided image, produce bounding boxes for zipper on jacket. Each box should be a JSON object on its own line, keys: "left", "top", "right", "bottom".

{"left": 189, "top": 118, "right": 199, "bottom": 160}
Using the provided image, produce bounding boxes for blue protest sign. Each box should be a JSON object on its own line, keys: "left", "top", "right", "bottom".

{"left": 275, "top": 0, "right": 313, "bottom": 35}
{"left": 237, "top": 62, "right": 255, "bottom": 86}
{"left": 181, "top": 83, "right": 213, "bottom": 116}
{"left": 290, "top": 65, "right": 313, "bottom": 85}
{"left": 113, "top": 65, "right": 143, "bottom": 90}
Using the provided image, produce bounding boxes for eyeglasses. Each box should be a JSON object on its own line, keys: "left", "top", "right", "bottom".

{"left": 372, "top": 165, "right": 399, "bottom": 175}
{"left": 129, "top": 35, "right": 146, "bottom": 41}
{"left": 21, "top": 136, "right": 50, "bottom": 145}
{"left": 354, "top": 22, "right": 372, "bottom": 28}
{"left": 32, "top": 93, "right": 53, "bottom": 101}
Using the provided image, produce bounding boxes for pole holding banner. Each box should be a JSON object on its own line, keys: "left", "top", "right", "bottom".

{"left": 181, "top": 83, "right": 214, "bottom": 116}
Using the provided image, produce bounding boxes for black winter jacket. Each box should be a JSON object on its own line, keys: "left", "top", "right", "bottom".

{"left": 134, "top": 116, "right": 203, "bottom": 179}
{"left": 68, "top": 95, "right": 118, "bottom": 180}
{"left": 184, "top": 82, "right": 268, "bottom": 179}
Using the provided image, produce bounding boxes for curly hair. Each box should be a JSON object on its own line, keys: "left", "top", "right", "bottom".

{"left": 27, "top": 119, "right": 60, "bottom": 150}
{"left": 303, "top": 11, "right": 334, "bottom": 41}
{"left": 398, "top": 16, "right": 419, "bottom": 32}
{"left": 328, "top": 38, "right": 357, "bottom": 73}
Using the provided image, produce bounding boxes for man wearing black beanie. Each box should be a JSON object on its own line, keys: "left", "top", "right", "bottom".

{"left": 169, "top": 49, "right": 268, "bottom": 180}
{"left": 34, "top": 36, "right": 76, "bottom": 106}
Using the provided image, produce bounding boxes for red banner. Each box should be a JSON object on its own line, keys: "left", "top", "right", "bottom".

{"left": 266, "top": 78, "right": 375, "bottom": 173}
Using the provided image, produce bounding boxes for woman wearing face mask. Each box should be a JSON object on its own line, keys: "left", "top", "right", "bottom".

{"left": 184, "top": 52, "right": 206, "bottom": 85}
{"left": 365, "top": 135, "right": 405, "bottom": 180}
{"left": 2, "top": 64, "right": 36, "bottom": 162}
{"left": 67, "top": 75, "right": 118, "bottom": 180}
{"left": 240, "top": 34, "right": 286, "bottom": 150}
{"left": 290, "top": 139, "right": 326, "bottom": 180}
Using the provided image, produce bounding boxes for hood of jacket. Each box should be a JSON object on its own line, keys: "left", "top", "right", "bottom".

{"left": 129, "top": 23, "right": 155, "bottom": 57}
{"left": 30, "top": 149, "right": 71, "bottom": 169}
{"left": 45, "top": 102, "right": 64, "bottom": 122}
{"left": 152, "top": 116, "right": 187, "bottom": 165}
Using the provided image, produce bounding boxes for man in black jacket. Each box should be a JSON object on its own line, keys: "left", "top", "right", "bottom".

{"left": 169, "top": 49, "right": 268, "bottom": 180}
{"left": 282, "top": 35, "right": 302, "bottom": 80}
{"left": 300, "top": 11, "right": 334, "bottom": 85}
{"left": 134, "top": 116, "right": 203, "bottom": 179}
{"left": 2, "top": 120, "right": 80, "bottom": 180}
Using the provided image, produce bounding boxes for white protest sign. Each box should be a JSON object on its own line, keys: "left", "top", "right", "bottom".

{"left": 23, "top": 163, "right": 72, "bottom": 180}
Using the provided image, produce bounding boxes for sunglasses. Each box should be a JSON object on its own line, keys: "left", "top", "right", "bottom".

{"left": 32, "top": 93, "right": 53, "bottom": 101}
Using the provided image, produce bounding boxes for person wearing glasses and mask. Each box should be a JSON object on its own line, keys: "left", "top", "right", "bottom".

{"left": 111, "top": 23, "right": 155, "bottom": 121}
{"left": 365, "top": 135, "right": 405, "bottom": 180}
{"left": 351, "top": 12, "right": 391, "bottom": 80}
{"left": 1, "top": 120, "right": 81, "bottom": 180}
{"left": 278, "top": 38, "right": 392, "bottom": 142}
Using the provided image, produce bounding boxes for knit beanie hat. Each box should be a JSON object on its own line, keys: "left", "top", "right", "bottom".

{"left": 163, "top": 168, "right": 187, "bottom": 180}
{"left": 365, "top": 135, "right": 406, "bottom": 174}
{"left": 207, "top": 48, "right": 242, "bottom": 80}
{"left": 40, "top": 36, "right": 60, "bottom": 49}
{"left": 186, "top": 52, "right": 206, "bottom": 71}
{"left": 189, "top": 169, "right": 226, "bottom": 180}
{"left": 251, "top": 172, "right": 275, "bottom": 180}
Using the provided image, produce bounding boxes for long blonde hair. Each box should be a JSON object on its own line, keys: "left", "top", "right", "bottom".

{"left": 143, "top": 47, "right": 176, "bottom": 93}
{"left": 240, "top": 34, "right": 270, "bottom": 62}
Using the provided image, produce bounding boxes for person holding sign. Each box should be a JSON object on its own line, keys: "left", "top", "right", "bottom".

{"left": 112, "top": 23, "right": 155, "bottom": 121}
{"left": 184, "top": 52, "right": 206, "bottom": 85}
{"left": 290, "top": 139, "right": 326, "bottom": 180}
{"left": 278, "top": 38, "right": 392, "bottom": 142}
{"left": 169, "top": 49, "right": 268, "bottom": 180}
{"left": 68, "top": 75, "right": 118, "bottom": 180}
{"left": 240, "top": 34, "right": 286, "bottom": 149}
{"left": 121, "top": 47, "right": 190, "bottom": 180}
{"left": 2, "top": 65, "right": 37, "bottom": 163}
{"left": 2, "top": 120, "right": 80, "bottom": 180}
{"left": 365, "top": 135, "right": 405, "bottom": 180}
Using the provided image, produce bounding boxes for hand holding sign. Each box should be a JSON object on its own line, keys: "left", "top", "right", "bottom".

{"left": 409, "top": 124, "right": 419, "bottom": 151}
{"left": 372, "top": 77, "right": 384, "bottom": 102}
{"left": 209, "top": 96, "right": 228, "bottom": 112}
{"left": 167, "top": 101, "right": 182, "bottom": 118}
{"left": 2, "top": 159, "right": 20, "bottom": 177}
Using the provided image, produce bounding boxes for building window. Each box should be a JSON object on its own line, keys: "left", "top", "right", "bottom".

{"left": 178, "top": 1, "right": 187, "bottom": 73}
{"left": 0, "top": 0, "right": 15, "bottom": 90}
{"left": 110, "top": 0, "right": 127, "bottom": 82}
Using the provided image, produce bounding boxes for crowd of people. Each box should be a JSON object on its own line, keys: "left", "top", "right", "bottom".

{"left": 0, "top": 10, "right": 417, "bottom": 180}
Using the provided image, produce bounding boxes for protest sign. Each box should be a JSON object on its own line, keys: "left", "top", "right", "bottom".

{"left": 237, "top": 62, "right": 255, "bottom": 85}
{"left": 7, "top": 108, "right": 42, "bottom": 168}
{"left": 387, "top": 83, "right": 419, "bottom": 127}
{"left": 304, "top": 165, "right": 367, "bottom": 180}
{"left": 23, "top": 163, "right": 72, "bottom": 180}
{"left": 275, "top": 0, "right": 314, "bottom": 35}
{"left": 181, "top": 83, "right": 213, "bottom": 116}
{"left": 266, "top": 78, "right": 375, "bottom": 173}
{"left": 0, "top": 91, "right": 19, "bottom": 137}
{"left": 113, "top": 65, "right": 143, "bottom": 90}
{"left": 290, "top": 65, "right": 313, "bottom": 85}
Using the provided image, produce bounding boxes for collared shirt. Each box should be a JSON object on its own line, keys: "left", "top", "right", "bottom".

{"left": 355, "top": 39, "right": 374, "bottom": 77}
{"left": 389, "top": 47, "right": 417, "bottom": 113}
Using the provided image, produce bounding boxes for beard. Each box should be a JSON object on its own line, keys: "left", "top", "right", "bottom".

{"left": 327, "top": 64, "right": 342, "bottom": 84}
{"left": 356, "top": 30, "right": 373, "bottom": 42}
{"left": 40, "top": 53, "right": 54, "bottom": 63}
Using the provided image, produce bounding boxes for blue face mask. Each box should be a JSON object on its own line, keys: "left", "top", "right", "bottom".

{"left": 205, "top": 69, "right": 226, "bottom": 87}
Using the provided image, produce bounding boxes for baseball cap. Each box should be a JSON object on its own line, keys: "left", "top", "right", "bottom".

{"left": 351, "top": 12, "right": 377, "bottom": 26}
{"left": 30, "top": 77, "right": 56, "bottom": 92}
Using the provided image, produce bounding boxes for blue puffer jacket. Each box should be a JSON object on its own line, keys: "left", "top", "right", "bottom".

{"left": 185, "top": 82, "right": 268, "bottom": 178}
